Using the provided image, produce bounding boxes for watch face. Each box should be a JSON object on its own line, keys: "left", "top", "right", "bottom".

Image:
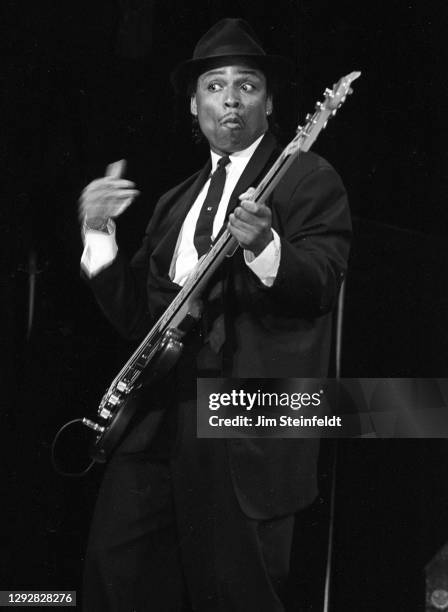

{"left": 430, "top": 589, "right": 448, "bottom": 610}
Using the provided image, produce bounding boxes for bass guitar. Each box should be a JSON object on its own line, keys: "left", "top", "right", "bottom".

{"left": 81, "top": 71, "right": 361, "bottom": 463}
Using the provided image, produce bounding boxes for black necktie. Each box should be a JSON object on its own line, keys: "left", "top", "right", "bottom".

{"left": 193, "top": 155, "right": 231, "bottom": 258}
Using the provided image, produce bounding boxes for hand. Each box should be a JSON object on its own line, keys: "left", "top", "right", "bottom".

{"left": 79, "top": 159, "right": 140, "bottom": 228}
{"left": 228, "top": 188, "right": 273, "bottom": 257}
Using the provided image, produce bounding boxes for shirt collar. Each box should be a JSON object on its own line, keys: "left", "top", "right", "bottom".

{"left": 210, "top": 132, "right": 266, "bottom": 172}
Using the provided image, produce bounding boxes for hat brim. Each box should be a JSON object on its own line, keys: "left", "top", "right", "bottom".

{"left": 170, "top": 53, "right": 294, "bottom": 94}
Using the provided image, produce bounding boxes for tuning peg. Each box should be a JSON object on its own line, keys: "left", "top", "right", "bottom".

{"left": 324, "top": 88, "right": 334, "bottom": 98}
{"left": 315, "top": 101, "right": 322, "bottom": 110}
{"left": 306, "top": 113, "right": 312, "bottom": 121}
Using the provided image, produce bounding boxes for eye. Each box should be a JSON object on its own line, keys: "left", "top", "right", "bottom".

{"left": 241, "top": 82, "right": 256, "bottom": 92}
{"left": 207, "top": 82, "right": 222, "bottom": 92}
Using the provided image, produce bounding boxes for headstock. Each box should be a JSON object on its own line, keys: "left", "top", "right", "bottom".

{"left": 321, "top": 71, "right": 361, "bottom": 112}
{"left": 285, "top": 70, "right": 361, "bottom": 155}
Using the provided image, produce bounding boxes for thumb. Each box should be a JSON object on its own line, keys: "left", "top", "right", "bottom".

{"left": 239, "top": 187, "right": 256, "bottom": 201}
{"left": 105, "top": 159, "right": 126, "bottom": 179}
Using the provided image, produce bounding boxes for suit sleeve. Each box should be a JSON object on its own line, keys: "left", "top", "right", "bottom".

{"left": 84, "top": 191, "right": 171, "bottom": 340}
{"left": 242, "top": 161, "right": 352, "bottom": 319}
{"left": 84, "top": 232, "right": 153, "bottom": 340}
{"left": 83, "top": 169, "right": 207, "bottom": 341}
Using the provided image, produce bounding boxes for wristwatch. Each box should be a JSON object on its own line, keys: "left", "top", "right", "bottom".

{"left": 83, "top": 217, "right": 114, "bottom": 234}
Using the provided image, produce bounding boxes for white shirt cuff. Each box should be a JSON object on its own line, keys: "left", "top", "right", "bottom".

{"left": 81, "top": 218, "right": 118, "bottom": 277}
{"left": 244, "top": 229, "right": 281, "bottom": 287}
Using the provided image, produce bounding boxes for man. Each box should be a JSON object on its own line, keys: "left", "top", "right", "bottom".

{"left": 80, "top": 18, "right": 351, "bottom": 612}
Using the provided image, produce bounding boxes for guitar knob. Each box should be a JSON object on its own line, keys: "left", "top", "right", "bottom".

{"left": 99, "top": 407, "right": 113, "bottom": 420}
{"left": 116, "top": 380, "right": 130, "bottom": 393}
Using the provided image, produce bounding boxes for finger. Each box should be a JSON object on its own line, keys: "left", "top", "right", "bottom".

{"left": 232, "top": 207, "right": 253, "bottom": 225}
{"left": 227, "top": 221, "right": 251, "bottom": 247}
{"left": 228, "top": 212, "right": 255, "bottom": 234}
{"left": 83, "top": 188, "right": 140, "bottom": 203}
{"left": 240, "top": 200, "right": 268, "bottom": 215}
{"left": 239, "top": 200, "right": 257, "bottom": 214}
{"left": 110, "top": 197, "right": 135, "bottom": 217}
{"left": 102, "top": 178, "right": 136, "bottom": 188}
{"left": 97, "top": 188, "right": 140, "bottom": 199}
{"left": 239, "top": 187, "right": 256, "bottom": 201}
{"left": 81, "top": 178, "right": 136, "bottom": 196}
{"left": 233, "top": 205, "right": 269, "bottom": 226}
{"left": 106, "top": 159, "right": 126, "bottom": 179}
{"left": 80, "top": 190, "right": 140, "bottom": 215}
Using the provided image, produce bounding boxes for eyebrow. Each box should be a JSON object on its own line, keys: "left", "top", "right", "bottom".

{"left": 200, "top": 69, "right": 263, "bottom": 80}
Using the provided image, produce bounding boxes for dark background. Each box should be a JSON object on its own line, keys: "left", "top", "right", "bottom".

{"left": 2, "top": 1, "right": 448, "bottom": 609}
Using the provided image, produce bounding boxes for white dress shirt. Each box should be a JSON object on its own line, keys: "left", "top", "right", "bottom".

{"left": 81, "top": 133, "right": 281, "bottom": 286}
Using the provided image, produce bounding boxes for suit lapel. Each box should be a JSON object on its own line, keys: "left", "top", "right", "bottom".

{"left": 151, "top": 160, "right": 211, "bottom": 269}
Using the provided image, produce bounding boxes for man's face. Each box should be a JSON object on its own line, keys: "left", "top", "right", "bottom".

{"left": 191, "top": 64, "right": 272, "bottom": 155}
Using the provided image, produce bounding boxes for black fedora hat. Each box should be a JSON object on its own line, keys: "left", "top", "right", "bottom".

{"left": 170, "top": 18, "right": 294, "bottom": 93}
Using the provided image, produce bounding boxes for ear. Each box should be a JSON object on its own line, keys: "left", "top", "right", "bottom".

{"left": 266, "top": 95, "right": 273, "bottom": 116}
{"left": 190, "top": 95, "right": 198, "bottom": 116}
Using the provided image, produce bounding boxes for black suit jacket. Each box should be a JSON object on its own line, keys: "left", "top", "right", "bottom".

{"left": 88, "top": 132, "right": 351, "bottom": 519}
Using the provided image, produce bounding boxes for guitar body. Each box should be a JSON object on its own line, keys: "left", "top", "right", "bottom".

{"left": 89, "top": 391, "right": 141, "bottom": 463}
{"left": 89, "top": 387, "right": 168, "bottom": 463}
{"left": 85, "top": 328, "right": 185, "bottom": 462}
